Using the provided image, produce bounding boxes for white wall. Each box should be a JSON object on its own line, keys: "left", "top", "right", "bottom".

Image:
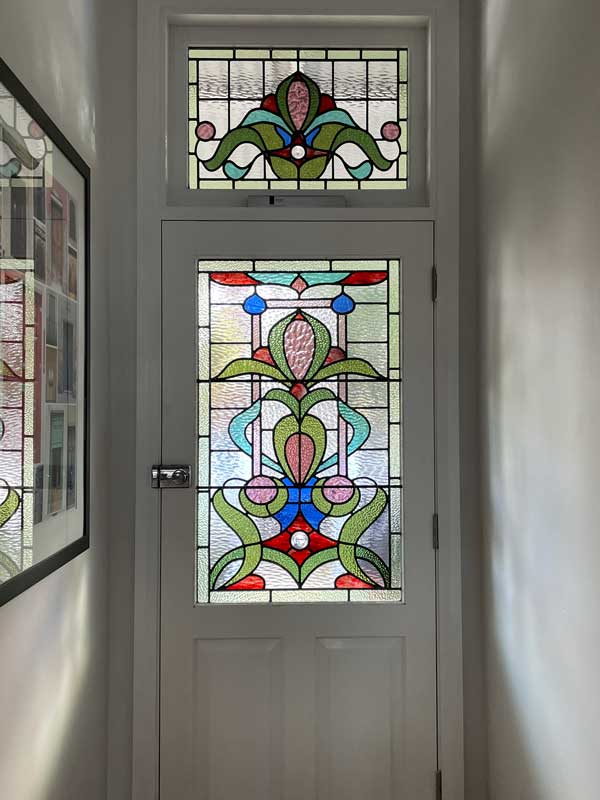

{"left": 480, "top": 0, "right": 600, "bottom": 797}
{"left": 0, "top": 0, "right": 121, "bottom": 796}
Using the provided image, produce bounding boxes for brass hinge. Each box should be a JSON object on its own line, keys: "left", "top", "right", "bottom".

{"left": 436, "top": 769, "right": 443, "bottom": 800}
{"left": 431, "top": 265, "right": 438, "bottom": 302}
{"left": 432, "top": 513, "right": 439, "bottom": 550}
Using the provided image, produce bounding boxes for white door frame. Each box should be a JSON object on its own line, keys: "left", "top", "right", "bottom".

{"left": 134, "top": 2, "right": 462, "bottom": 799}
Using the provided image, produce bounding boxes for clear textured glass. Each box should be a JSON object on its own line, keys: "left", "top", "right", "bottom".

{"left": 197, "top": 259, "right": 403, "bottom": 603}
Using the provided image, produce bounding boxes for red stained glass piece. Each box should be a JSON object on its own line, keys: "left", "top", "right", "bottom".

{"left": 290, "top": 382, "right": 308, "bottom": 400}
{"left": 267, "top": 516, "right": 336, "bottom": 566}
{"left": 226, "top": 574, "right": 266, "bottom": 591}
{"left": 304, "top": 530, "right": 337, "bottom": 554}
{"left": 261, "top": 94, "right": 278, "bottom": 113}
{"left": 341, "top": 271, "right": 387, "bottom": 286}
{"left": 0, "top": 361, "right": 23, "bottom": 381}
{"left": 253, "top": 346, "right": 275, "bottom": 365}
{"left": 335, "top": 574, "right": 376, "bottom": 589}
{"left": 318, "top": 94, "right": 336, "bottom": 113}
{"left": 324, "top": 346, "right": 346, "bottom": 365}
{"left": 210, "top": 273, "right": 258, "bottom": 285}
{"left": 0, "top": 273, "right": 20, "bottom": 284}
{"left": 288, "top": 513, "right": 313, "bottom": 534}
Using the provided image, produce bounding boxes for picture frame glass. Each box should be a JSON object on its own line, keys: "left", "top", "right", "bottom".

{"left": 0, "top": 62, "right": 88, "bottom": 602}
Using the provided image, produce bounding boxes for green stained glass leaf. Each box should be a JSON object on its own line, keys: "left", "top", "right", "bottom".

{"left": 311, "top": 358, "right": 384, "bottom": 382}
{"left": 215, "top": 358, "right": 287, "bottom": 382}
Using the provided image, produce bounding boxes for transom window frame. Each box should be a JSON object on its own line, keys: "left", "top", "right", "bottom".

{"left": 167, "top": 19, "right": 429, "bottom": 208}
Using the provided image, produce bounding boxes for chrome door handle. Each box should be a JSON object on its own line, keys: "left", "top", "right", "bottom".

{"left": 151, "top": 465, "right": 191, "bottom": 489}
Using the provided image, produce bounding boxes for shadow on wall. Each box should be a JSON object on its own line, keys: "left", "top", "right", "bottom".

{"left": 0, "top": 558, "right": 99, "bottom": 800}
{"left": 481, "top": 1, "right": 600, "bottom": 798}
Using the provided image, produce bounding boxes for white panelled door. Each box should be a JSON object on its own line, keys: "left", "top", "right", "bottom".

{"left": 160, "top": 220, "right": 436, "bottom": 799}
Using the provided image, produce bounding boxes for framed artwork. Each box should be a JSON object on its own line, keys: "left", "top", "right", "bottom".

{"left": 0, "top": 58, "right": 89, "bottom": 605}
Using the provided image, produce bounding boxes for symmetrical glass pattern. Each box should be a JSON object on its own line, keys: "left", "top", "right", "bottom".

{"left": 0, "top": 77, "right": 84, "bottom": 587}
{"left": 197, "top": 259, "right": 403, "bottom": 603}
{"left": 189, "top": 49, "right": 408, "bottom": 190}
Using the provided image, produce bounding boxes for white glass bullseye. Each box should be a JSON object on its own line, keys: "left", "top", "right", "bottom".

{"left": 290, "top": 531, "right": 309, "bottom": 550}
{"left": 291, "top": 144, "right": 306, "bottom": 160}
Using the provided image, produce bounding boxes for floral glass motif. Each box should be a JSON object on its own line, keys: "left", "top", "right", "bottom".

{"left": 189, "top": 49, "right": 408, "bottom": 190}
{"left": 197, "top": 260, "right": 403, "bottom": 603}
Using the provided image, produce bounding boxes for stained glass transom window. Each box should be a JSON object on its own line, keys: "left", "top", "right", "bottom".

{"left": 189, "top": 49, "right": 409, "bottom": 190}
{"left": 197, "top": 259, "right": 403, "bottom": 603}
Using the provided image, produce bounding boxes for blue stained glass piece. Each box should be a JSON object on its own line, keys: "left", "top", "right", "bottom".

{"left": 300, "top": 478, "right": 316, "bottom": 504}
{"left": 276, "top": 126, "right": 292, "bottom": 146}
{"left": 275, "top": 477, "right": 325, "bottom": 530}
{"left": 305, "top": 127, "right": 321, "bottom": 146}
{"left": 275, "top": 501, "right": 299, "bottom": 530}
{"left": 347, "top": 160, "right": 373, "bottom": 180}
{"left": 304, "top": 272, "right": 349, "bottom": 286}
{"left": 0, "top": 158, "right": 21, "bottom": 179}
{"left": 242, "top": 110, "right": 289, "bottom": 129}
{"left": 254, "top": 272, "right": 295, "bottom": 286}
{"left": 302, "top": 502, "right": 326, "bottom": 529}
{"left": 224, "top": 161, "right": 250, "bottom": 180}
{"left": 243, "top": 293, "right": 267, "bottom": 315}
{"left": 332, "top": 293, "right": 356, "bottom": 314}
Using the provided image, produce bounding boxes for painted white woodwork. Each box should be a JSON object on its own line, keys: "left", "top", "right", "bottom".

{"left": 316, "top": 637, "right": 406, "bottom": 800}
{"left": 192, "top": 639, "right": 284, "bottom": 799}
{"left": 160, "top": 220, "right": 436, "bottom": 799}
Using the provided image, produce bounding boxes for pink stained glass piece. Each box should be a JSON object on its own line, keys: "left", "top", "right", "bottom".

{"left": 381, "top": 121, "right": 401, "bottom": 141}
{"left": 245, "top": 476, "right": 278, "bottom": 504}
{"left": 285, "top": 433, "right": 315, "bottom": 483}
{"left": 283, "top": 319, "right": 315, "bottom": 380}
{"left": 27, "top": 120, "right": 44, "bottom": 139}
{"left": 291, "top": 276, "right": 308, "bottom": 294}
{"left": 323, "top": 476, "right": 354, "bottom": 504}
{"left": 196, "top": 121, "right": 216, "bottom": 141}
{"left": 287, "top": 79, "right": 310, "bottom": 130}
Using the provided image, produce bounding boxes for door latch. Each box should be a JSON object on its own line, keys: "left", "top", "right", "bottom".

{"left": 151, "top": 465, "right": 191, "bottom": 489}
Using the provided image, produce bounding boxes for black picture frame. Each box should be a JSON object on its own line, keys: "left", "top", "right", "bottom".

{"left": 0, "top": 58, "right": 90, "bottom": 607}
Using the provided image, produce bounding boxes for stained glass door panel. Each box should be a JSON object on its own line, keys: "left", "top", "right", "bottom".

{"left": 160, "top": 221, "right": 436, "bottom": 800}
{"left": 197, "top": 260, "right": 402, "bottom": 602}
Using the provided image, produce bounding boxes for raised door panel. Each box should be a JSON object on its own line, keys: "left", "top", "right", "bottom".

{"left": 316, "top": 637, "right": 406, "bottom": 800}
{"left": 193, "top": 638, "right": 283, "bottom": 799}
